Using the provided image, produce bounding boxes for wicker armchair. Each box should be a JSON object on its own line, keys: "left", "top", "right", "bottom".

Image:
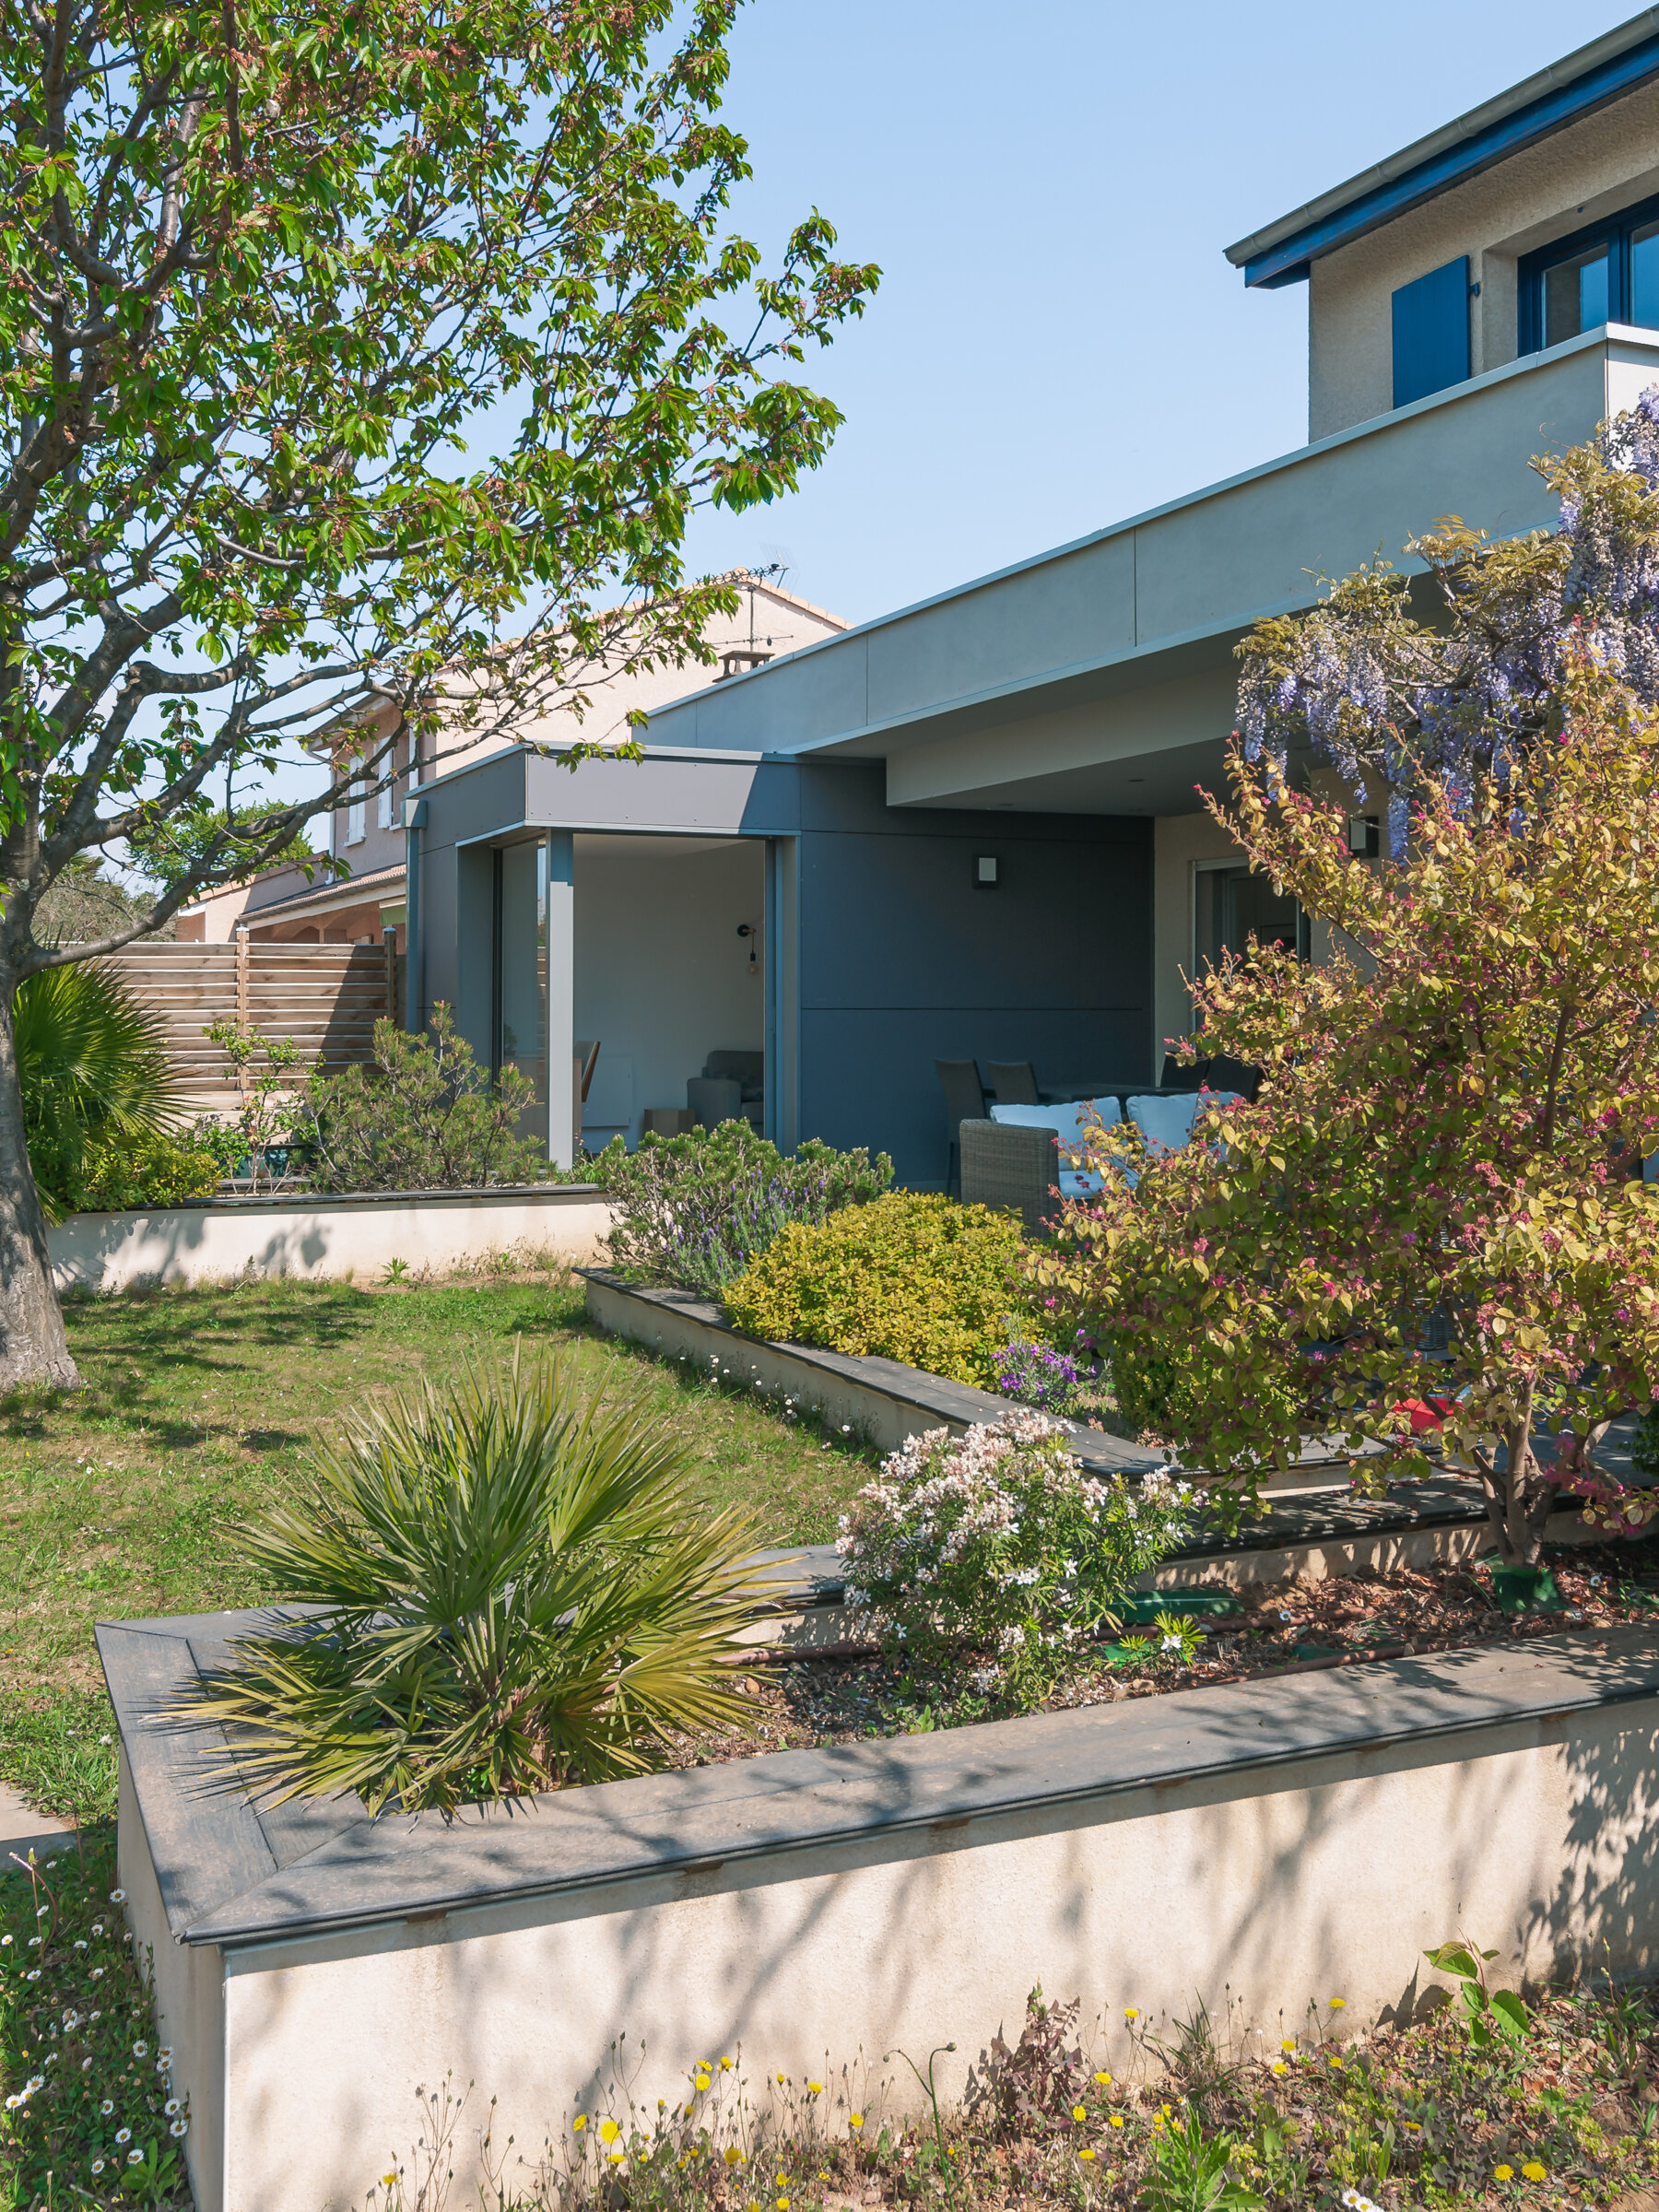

{"left": 959, "top": 1118, "right": 1059, "bottom": 1231}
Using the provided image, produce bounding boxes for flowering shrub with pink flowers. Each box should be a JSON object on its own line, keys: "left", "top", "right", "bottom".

{"left": 1032, "top": 502, "right": 1659, "bottom": 1566}
{"left": 835, "top": 1412, "right": 1192, "bottom": 1705}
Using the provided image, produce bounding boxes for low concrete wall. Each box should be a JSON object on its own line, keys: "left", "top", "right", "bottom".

{"left": 583, "top": 1268, "right": 1165, "bottom": 1471}
{"left": 49, "top": 1185, "right": 618, "bottom": 1291}
{"left": 102, "top": 1611, "right": 1659, "bottom": 2212}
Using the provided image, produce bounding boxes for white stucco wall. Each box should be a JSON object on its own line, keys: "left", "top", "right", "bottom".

{"left": 126, "top": 1694, "right": 1659, "bottom": 2212}
{"left": 49, "top": 1188, "right": 616, "bottom": 1292}
{"left": 573, "top": 834, "right": 765, "bottom": 1145}
{"left": 1309, "top": 78, "right": 1659, "bottom": 439}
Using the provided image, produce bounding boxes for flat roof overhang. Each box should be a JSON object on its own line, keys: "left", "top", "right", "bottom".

{"left": 1226, "top": 11, "right": 1659, "bottom": 289}
{"left": 641, "top": 329, "right": 1659, "bottom": 817}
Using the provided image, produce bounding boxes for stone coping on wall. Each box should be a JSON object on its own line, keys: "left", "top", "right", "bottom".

{"left": 73, "top": 1182, "right": 604, "bottom": 1218}
{"left": 580, "top": 1269, "right": 1548, "bottom": 1572}
{"left": 99, "top": 1607, "right": 1659, "bottom": 1954}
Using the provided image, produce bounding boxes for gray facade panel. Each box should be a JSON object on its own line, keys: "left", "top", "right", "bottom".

{"left": 801, "top": 1007, "right": 1152, "bottom": 1187}
{"left": 864, "top": 535, "right": 1136, "bottom": 724}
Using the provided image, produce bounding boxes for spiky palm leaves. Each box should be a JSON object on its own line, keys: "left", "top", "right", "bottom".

{"left": 186, "top": 1354, "right": 769, "bottom": 1813}
{"left": 16, "top": 960, "right": 182, "bottom": 1220}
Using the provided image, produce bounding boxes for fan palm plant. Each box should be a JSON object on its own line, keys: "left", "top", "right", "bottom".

{"left": 186, "top": 1352, "right": 771, "bottom": 1813}
{"left": 15, "top": 960, "right": 182, "bottom": 1219}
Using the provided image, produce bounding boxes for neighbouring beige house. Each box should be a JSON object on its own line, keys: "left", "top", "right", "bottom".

{"left": 173, "top": 573, "right": 846, "bottom": 949}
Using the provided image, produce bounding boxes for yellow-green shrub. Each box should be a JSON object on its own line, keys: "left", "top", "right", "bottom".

{"left": 724, "top": 1192, "right": 1034, "bottom": 1386}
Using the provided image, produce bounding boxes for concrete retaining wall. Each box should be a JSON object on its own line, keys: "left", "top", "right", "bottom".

{"left": 49, "top": 1185, "right": 618, "bottom": 1292}
{"left": 102, "top": 1611, "right": 1659, "bottom": 2212}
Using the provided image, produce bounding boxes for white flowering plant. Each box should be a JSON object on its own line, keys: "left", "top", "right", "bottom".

{"left": 835, "top": 1412, "right": 1192, "bottom": 1706}
{"left": 0, "top": 1839, "right": 188, "bottom": 2206}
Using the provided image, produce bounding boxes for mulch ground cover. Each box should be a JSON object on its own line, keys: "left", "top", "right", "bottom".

{"left": 671, "top": 1541, "right": 1659, "bottom": 1768}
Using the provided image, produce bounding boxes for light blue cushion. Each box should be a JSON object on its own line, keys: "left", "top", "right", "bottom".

{"left": 1126, "top": 1090, "right": 1242, "bottom": 1156}
{"left": 991, "top": 1098, "right": 1121, "bottom": 1196}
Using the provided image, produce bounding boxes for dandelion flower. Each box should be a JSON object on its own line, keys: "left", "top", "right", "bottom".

{"left": 1328, "top": 2055, "right": 1344, "bottom": 2070}
{"left": 1094, "top": 2071, "right": 1112, "bottom": 2086}
{"left": 724, "top": 2146, "right": 745, "bottom": 2166}
{"left": 606, "top": 2153, "right": 625, "bottom": 2166}
{"left": 1073, "top": 2105, "right": 1088, "bottom": 2123}
{"left": 1328, "top": 1998, "right": 1346, "bottom": 2010}
{"left": 572, "top": 2115, "right": 587, "bottom": 2133}
{"left": 776, "top": 2073, "right": 785, "bottom": 2085}
{"left": 382, "top": 2176, "right": 397, "bottom": 2189}
{"left": 778, "top": 2198, "right": 791, "bottom": 2207}
{"left": 1124, "top": 2006, "right": 1139, "bottom": 2020}
{"left": 819, "top": 2173, "right": 830, "bottom": 2183}
{"left": 1496, "top": 2167, "right": 1514, "bottom": 2182}
{"left": 1109, "top": 2116, "right": 1124, "bottom": 2129}
{"left": 1281, "top": 2039, "right": 1297, "bottom": 2053}
{"left": 600, "top": 2121, "right": 619, "bottom": 2145}
{"left": 1079, "top": 2148, "right": 1097, "bottom": 2163}
{"left": 1523, "top": 2164, "right": 1547, "bottom": 2183}
{"left": 807, "top": 2080, "right": 823, "bottom": 2095}
{"left": 721, "top": 2056, "right": 734, "bottom": 2071}
{"left": 1271, "top": 2062, "right": 1288, "bottom": 2077}
{"left": 849, "top": 2113, "right": 864, "bottom": 2129}
{"left": 694, "top": 2073, "right": 712, "bottom": 2093}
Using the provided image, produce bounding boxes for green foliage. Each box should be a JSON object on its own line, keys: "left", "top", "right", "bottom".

{"left": 1035, "top": 645, "right": 1659, "bottom": 1565}
{"left": 74, "top": 1132, "right": 221, "bottom": 1214}
{"left": 132, "top": 806, "right": 322, "bottom": 891}
{"left": 0, "top": 0, "right": 877, "bottom": 972}
{"left": 836, "top": 1413, "right": 1192, "bottom": 1706}
{"left": 1144, "top": 2106, "right": 1265, "bottom": 2212}
{"left": 1423, "top": 1942, "right": 1531, "bottom": 2052}
{"left": 183, "top": 1351, "right": 771, "bottom": 1812}
{"left": 16, "top": 963, "right": 182, "bottom": 1222}
{"left": 595, "top": 1120, "right": 892, "bottom": 1298}
{"left": 301, "top": 1005, "right": 559, "bottom": 1194}
{"left": 0, "top": 1833, "right": 189, "bottom": 2207}
{"left": 0, "top": 1691, "right": 119, "bottom": 1825}
{"left": 1114, "top": 1610, "right": 1207, "bottom": 1671}
{"left": 726, "top": 1192, "right": 1033, "bottom": 1386}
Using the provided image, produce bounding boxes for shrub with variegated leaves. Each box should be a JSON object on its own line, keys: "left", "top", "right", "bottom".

{"left": 835, "top": 1412, "right": 1192, "bottom": 1706}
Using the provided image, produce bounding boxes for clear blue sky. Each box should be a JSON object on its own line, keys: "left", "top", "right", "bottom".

{"left": 678, "top": 0, "right": 1639, "bottom": 630}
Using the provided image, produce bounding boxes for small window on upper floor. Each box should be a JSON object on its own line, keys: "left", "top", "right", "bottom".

{"left": 1521, "top": 192, "right": 1659, "bottom": 352}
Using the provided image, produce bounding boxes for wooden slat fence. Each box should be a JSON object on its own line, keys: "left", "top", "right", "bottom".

{"left": 98, "top": 934, "right": 400, "bottom": 1112}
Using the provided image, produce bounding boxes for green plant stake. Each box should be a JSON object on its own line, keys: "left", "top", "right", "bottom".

{"left": 1423, "top": 1941, "right": 1531, "bottom": 2051}
{"left": 1490, "top": 1565, "right": 1563, "bottom": 1615}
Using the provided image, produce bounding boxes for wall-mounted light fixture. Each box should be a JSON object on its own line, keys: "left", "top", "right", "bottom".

{"left": 975, "top": 855, "right": 999, "bottom": 889}
{"left": 736, "top": 921, "right": 759, "bottom": 975}
{"left": 1347, "top": 815, "right": 1380, "bottom": 858}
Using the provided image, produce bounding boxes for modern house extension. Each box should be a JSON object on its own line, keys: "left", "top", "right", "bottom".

{"left": 406, "top": 11, "right": 1659, "bottom": 1182}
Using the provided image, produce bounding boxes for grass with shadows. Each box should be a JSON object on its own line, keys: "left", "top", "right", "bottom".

{"left": 0, "top": 1277, "right": 876, "bottom": 1818}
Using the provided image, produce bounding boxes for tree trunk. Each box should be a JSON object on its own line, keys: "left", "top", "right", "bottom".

{"left": 1486, "top": 1414, "right": 1554, "bottom": 1569}
{"left": 0, "top": 985, "right": 79, "bottom": 1392}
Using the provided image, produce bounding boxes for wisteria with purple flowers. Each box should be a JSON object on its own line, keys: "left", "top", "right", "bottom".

{"left": 1236, "top": 387, "right": 1659, "bottom": 855}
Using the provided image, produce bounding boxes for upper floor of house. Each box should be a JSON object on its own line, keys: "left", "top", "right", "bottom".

{"left": 1226, "top": 11, "right": 1659, "bottom": 439}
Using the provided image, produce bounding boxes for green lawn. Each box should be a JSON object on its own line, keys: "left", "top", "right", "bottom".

{"left": 0, "top": 1277, "right": 875, "bottom": 1817}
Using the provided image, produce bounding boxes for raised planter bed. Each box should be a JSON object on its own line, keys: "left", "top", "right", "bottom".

{"left": 101, "top": 1607, "right": 1659, "bottom": 2212}
{"left": 50, "top": 1183, "right": 618, "bottom": 1293}
{"left": 583, "top": 1270, "right": 1601, "bottom": 1595}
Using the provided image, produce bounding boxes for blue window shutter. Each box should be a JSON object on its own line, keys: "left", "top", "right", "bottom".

{"left": 1392, "top": 256, "right": 1471, "bottom": 408}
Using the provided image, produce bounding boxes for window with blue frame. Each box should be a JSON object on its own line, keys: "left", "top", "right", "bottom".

{"left": 1519, "top": 193, "right": 1659, "bottom": 352}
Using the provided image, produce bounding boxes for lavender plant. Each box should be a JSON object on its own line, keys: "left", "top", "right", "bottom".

{"left": 836, "top": 1412, "right": 1192, "bottom": 1707}
{"left": 596, "top": 1122, "right": 892, "bottom": 1299}
{"left": 1236, "top": 387, "right": 1659, "bottom": 855}
{"left": 994, "top": 1335, "right": 1085, "bottom": 1413}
